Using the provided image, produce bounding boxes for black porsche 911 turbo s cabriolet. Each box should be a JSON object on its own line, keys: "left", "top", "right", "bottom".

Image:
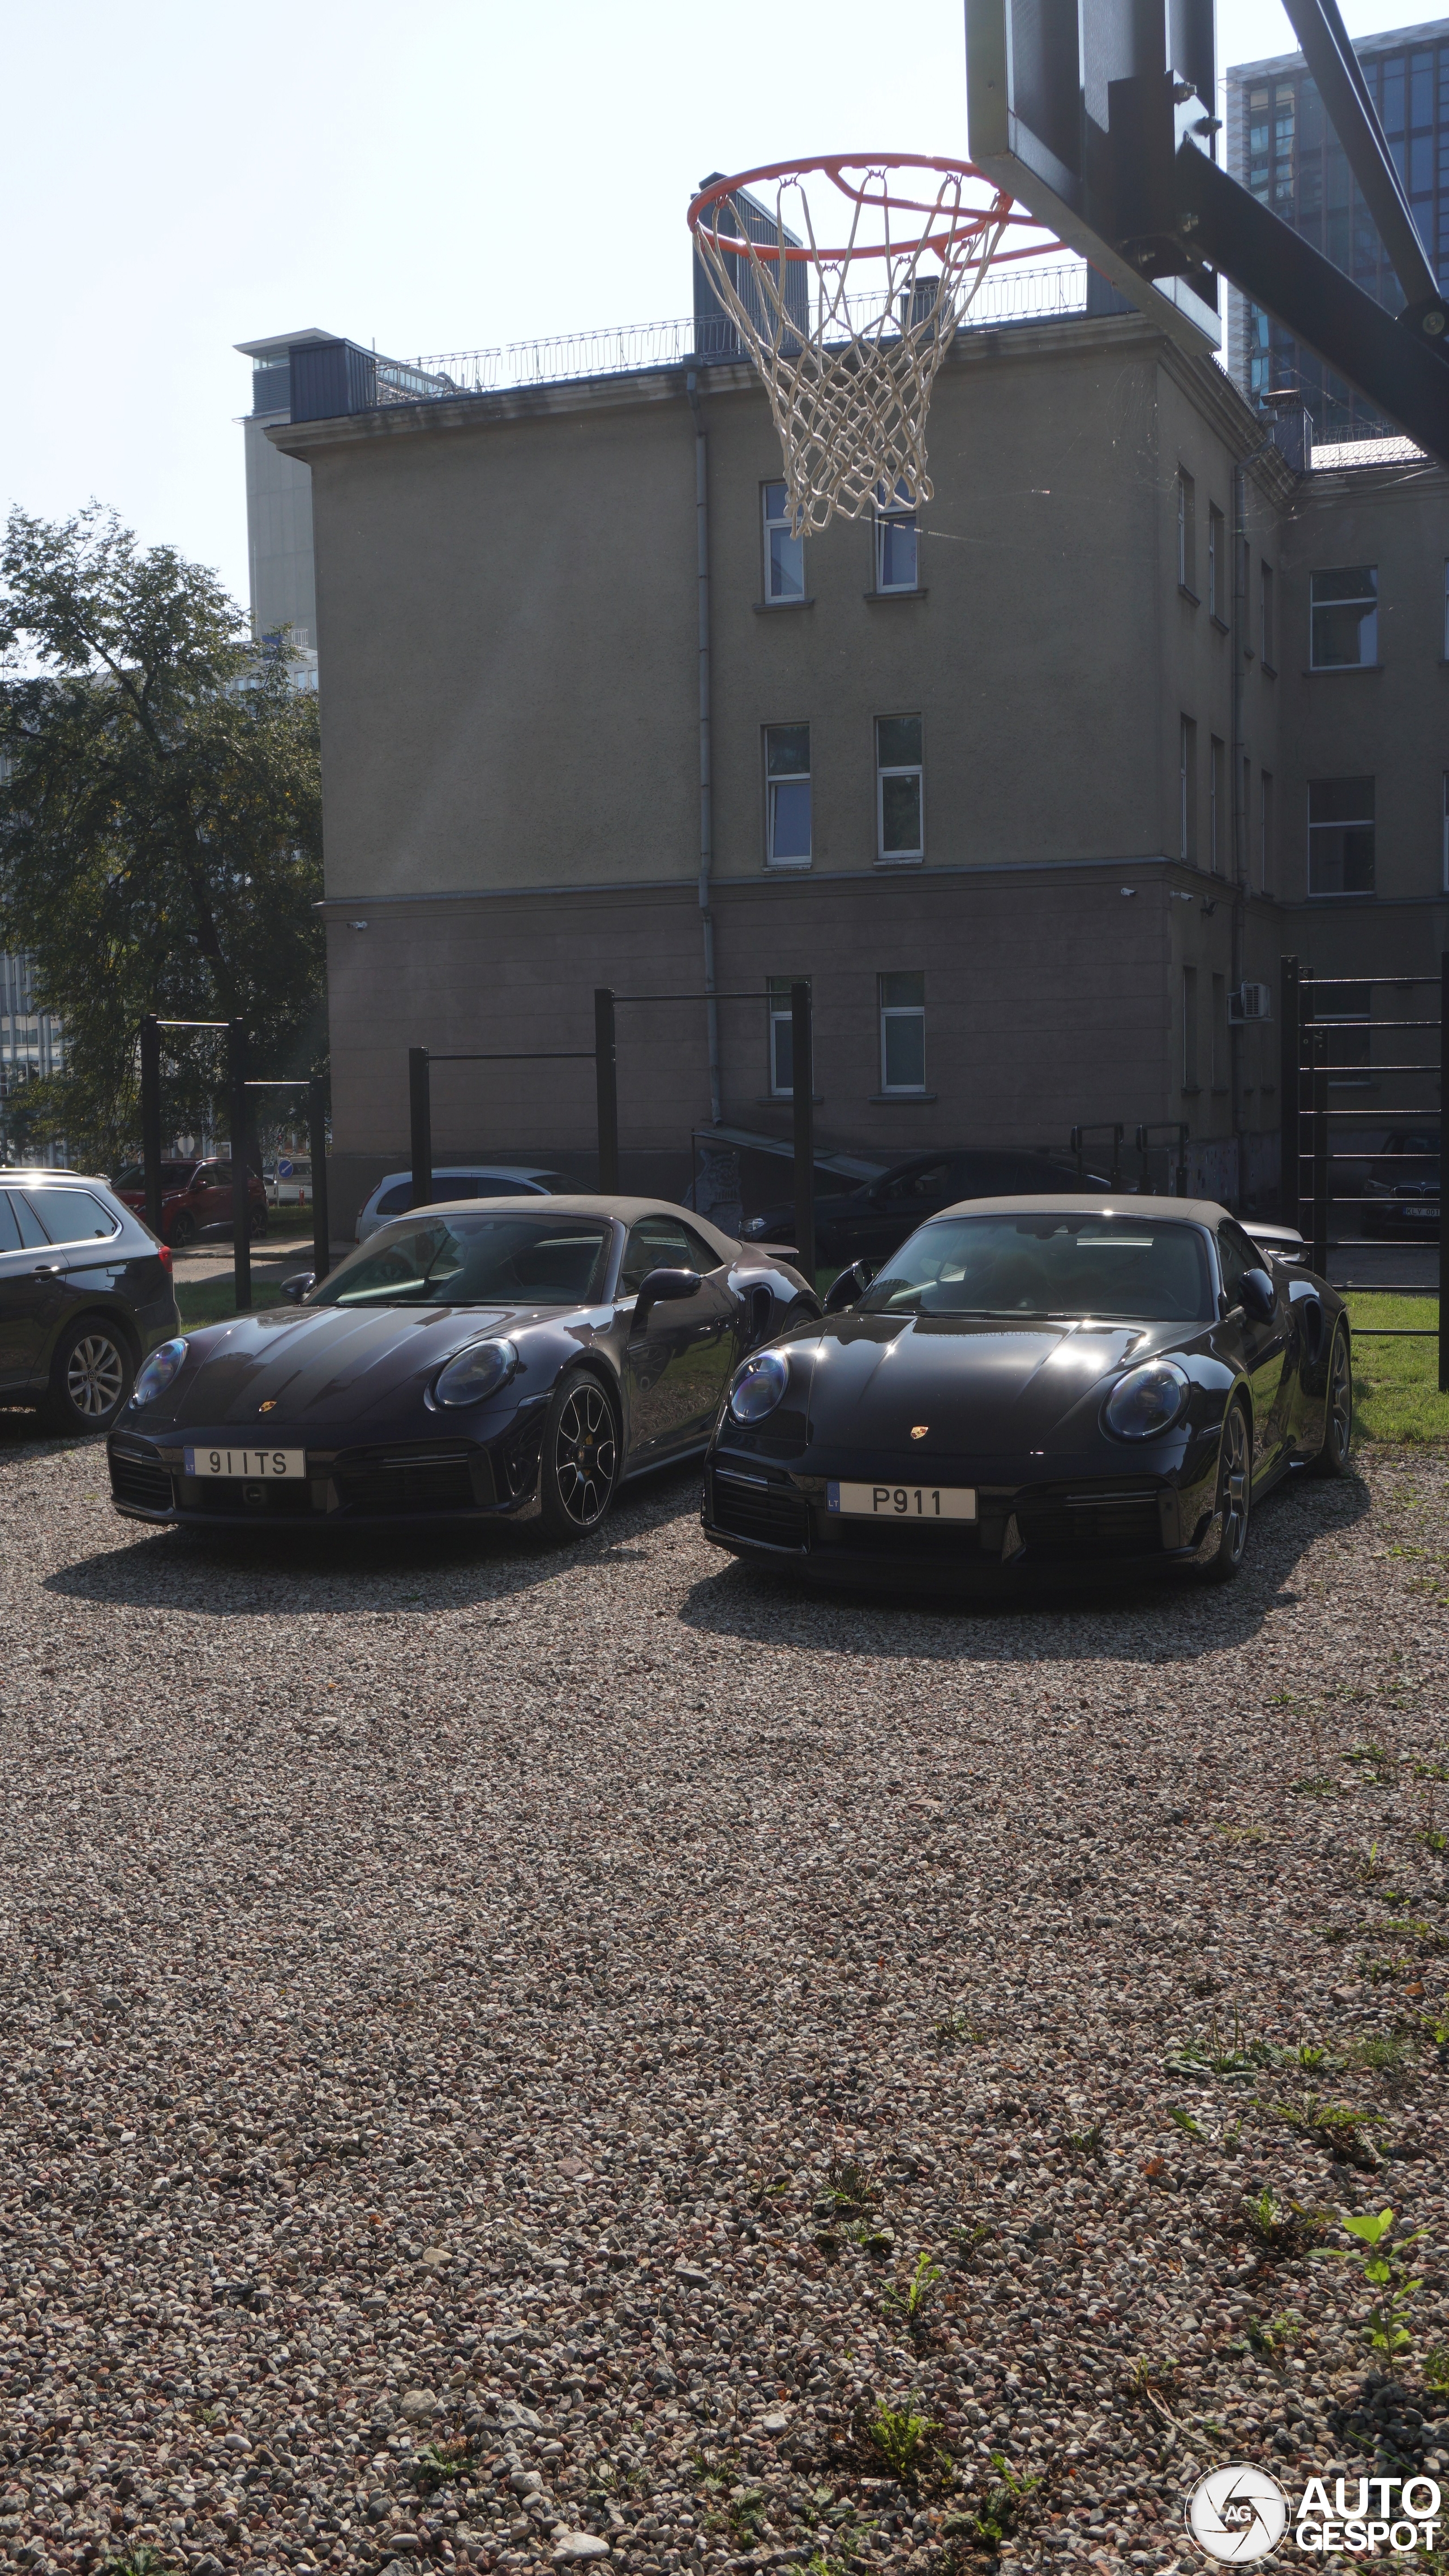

{"left": 107, "top": 1198, "right": 816, "bottom": 1542}
{"left": 703, "top": 1196, "right": 1352, "bottom": 1587}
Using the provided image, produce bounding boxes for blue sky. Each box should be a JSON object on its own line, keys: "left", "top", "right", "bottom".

{"left": 0, "top": 0, "right": 1427, "bottom": 614}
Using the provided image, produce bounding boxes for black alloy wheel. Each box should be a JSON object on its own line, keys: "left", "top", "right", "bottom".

{"left": 246, "top": 1202, "right": 269, "bottom": 1240}
{"left": 169, "top": 1209, "right": 198, "bottom": 1248}
{"left": 538, "top": 1372, "right": 619, "bottom": 1541}
{"left": 1307, "top": 1322, "right": 1353, "bottom": 1477}
{"left": 42, "top": 1317, "right": 134, "bottom": 1435}
{"left": 1200, "top": 1394, "right": 1252, "bottom": 1582}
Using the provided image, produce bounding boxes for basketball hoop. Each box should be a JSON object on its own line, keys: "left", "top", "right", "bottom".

{"left": 688, "top": 155, "right": 1054, "bottom": 535}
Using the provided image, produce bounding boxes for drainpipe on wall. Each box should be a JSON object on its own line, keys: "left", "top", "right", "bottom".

{"left": 685, "top": 370, "right": 722, "bottom": 1127}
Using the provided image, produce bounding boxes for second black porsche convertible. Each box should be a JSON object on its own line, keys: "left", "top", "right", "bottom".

{"left": 107, "top": 1197, "right": 816, "bottom": 1541}
{"left": 703, "top": 1195, "right": 1352, "bottom": 1586}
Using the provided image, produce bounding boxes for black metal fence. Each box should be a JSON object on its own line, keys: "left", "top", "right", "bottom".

{"left": 1278, "top": 952, "right": 1446, "bottom": 1390}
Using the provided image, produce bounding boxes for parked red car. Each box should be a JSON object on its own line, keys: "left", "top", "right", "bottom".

{"left": 113, "top": 1158, "right": 269, "bottom": 1248}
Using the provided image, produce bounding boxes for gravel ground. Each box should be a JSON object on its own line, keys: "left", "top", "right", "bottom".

{"left": 2, "top": 1422, "right": 1449, "bottom": 2576}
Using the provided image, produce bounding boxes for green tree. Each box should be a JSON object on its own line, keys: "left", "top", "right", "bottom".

{"left": 0, "top": 503, "right": 324, "bottom": 1173}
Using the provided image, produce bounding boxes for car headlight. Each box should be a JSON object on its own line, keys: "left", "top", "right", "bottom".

{"left": 728, "top": 1348, "right": 788, "bottom": 1422}
{"left": 433, "top": 1338, "right": 518, "bottom": 1407}
{"left": 741, "top": 1217, "right": 768, "bottom": 1237}
{"left": 1103, "top": 1358, "right": 1191, "bottom": 1440}
{"left": 131, "top": 1337, "right": 187, "bottom": 1407}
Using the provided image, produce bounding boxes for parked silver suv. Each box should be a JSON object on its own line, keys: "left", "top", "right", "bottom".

{"left": 0, "top": 1168, "right": 180, "bottom": 1434}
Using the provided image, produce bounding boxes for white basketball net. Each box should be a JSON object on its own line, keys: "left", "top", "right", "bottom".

{"left": 691, "top": 160, "right": 1023, "bottom": 536}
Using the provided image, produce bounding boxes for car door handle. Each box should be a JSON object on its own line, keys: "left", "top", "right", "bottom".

{"left": 32, "top": 1263, "right": 65, "bottom": 1276}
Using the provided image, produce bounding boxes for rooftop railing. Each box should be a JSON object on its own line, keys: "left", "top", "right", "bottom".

{"left": 411, "top": 259, "right": 1092, "bottom": 401}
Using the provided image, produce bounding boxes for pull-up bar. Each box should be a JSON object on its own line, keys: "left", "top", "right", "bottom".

{"left": 243, "top": 1077, "right": 331, "bottom": 1283}
{"left": 405, "top": 981, "right": 819, "bottom": 1282}
{"left": 140, "top": 1013, "right": 330, "bottom": 1315}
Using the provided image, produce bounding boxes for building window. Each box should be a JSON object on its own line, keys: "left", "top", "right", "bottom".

{"left": 766, "top": 977, "right": 806, "bottom": 1096}
{"left": 1211, "top": 972, "right": 1228, "bottom": 1090}
{"left": 1310, "top": 565, "right": 1378, "bottom": 667}
{"left": 878, "top": 972, "right": 926, "bottom": 1093}
{"left": 1307, "top": 776, "right": 1375, "bottom": 895}
{"left": 762, "top": 483, "right": 804, "bottom": 604}
{"left": 1210, "top": 735, "right": 1225, "bottom": 872}
{"left": 1314, "top": 980, "right": 1371, "bottom": 1083}
{"left": 1207, "top": 504, "right": 1224, "bottom": 618}
{"left": 1182, "top": 965, "right": 1199, "bottom": 1091}
{"left": 874, "top": 479, "right": 918, "bottom": 592}
{"left": 1261, "top": 560, "right": 1276, "bottom": 668}
{"left": 1180, "top": 716, "right": 1198, "bottom": 862}
{"left": 877, "top": 715, "right": 924, "bottom": 862}
{"left": 1260, "top": 769, "right": 1274, "bottom": 890}
{"left": 1177, "top": 470, "right": 1197, "bottom": 593}
{"left": 765, "top": 724, "right": 812, "bottom": 866}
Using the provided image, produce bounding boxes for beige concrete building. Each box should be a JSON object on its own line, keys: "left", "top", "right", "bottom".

{"left": 268, "top": 293, "right": 1449, "bottom": 1230}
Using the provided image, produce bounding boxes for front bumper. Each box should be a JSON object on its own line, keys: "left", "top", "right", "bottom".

{"left": 702, "top": 1443, "right": 1220, "bottom": 1584}
{"left": 107, "top": 1417, "right": 546, "bottom": 1528}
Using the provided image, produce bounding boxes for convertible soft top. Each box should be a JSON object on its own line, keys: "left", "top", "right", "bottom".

{"left": 931, "top": 1192, "right": 1234, "bottom": 1225}
{"left": 404, "top": 1192, "right": 743, "bottom": 1268}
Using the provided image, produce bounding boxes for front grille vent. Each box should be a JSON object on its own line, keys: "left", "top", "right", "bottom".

{"left": 1015, "top": 1481, "right": 1164, "bottom": 1556}
{"left": 333, "top": 1452, "right": 478, "bottom": 1516}
{"left": 110, "top": 1453, "right": 173, "bottom": 1514}
{"left": 710, "top": 1467, "right": 809, "bottom": 1551}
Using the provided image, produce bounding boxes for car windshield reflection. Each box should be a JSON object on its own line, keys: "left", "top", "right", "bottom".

{"left": 312, "top": 1216, "right": 614, "bottom": 1308}
{"left": 858, "top": 1213, "right": 1212, "bottom": 1324}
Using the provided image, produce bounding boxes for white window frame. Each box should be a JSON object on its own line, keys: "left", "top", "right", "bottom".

{"left": 876, "top": 714, "right": 924, "bottom": 864}
{"left": 873, "top": 479, "right": 919, "bottom": 593}
{"left": 761, "top": 482, "right": 804, "bottom": 605}
{"left": 1309, "top": 565, "right": 1378, "bottom": 669}
{"left": 1306, "top": 775, "right": 1376, "bottom": 898}
{"left": 766, "top": 977, "right": 806, "bottom": 1097}
{"left": 878, "top": 973, "right": 927, "bottom": 1095}
{"left": 764, "top": 725, "right": 812, "bottom": 868}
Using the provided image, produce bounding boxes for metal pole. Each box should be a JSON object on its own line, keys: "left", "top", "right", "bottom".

{"left": 140, "top": 1015, "right": 162, "bottom": 1236}
{"left": 1071, "top": 1126, "right": 1084, "bottom": 1184}
{"left": 409, "top": 1046, "right": 432, "bottom": 1212}
{"left": 1109, "top": 1123, "right": 1124, "bottom": 1192}
{"left": 594, "top": 989, "right": 618, "bottom": 1192}
{"left": 1176, "top": 1124, "right": 1189, "bottom": 1201}
{"left": 229, "top": 1020, "right": 252, "bottom": 1313}
{"left": 1439, "top": 952, "right": 1447, "bottom": 1394}
{"left": 308, "top": 1076, "right": 330, "bottom": 1283}
{"left": 1311, "top": 1026, "right": 1330, "bottom": 1280}
{"left": 791, "top": 981, "right": 815, "bottom": 1286}
{"left": 1279, "top": 955, "right": 1300, "bottom": 1228}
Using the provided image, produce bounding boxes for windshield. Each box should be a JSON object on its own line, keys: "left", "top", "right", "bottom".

{"left": 859, "top": 1213, "right": 1212, "bottom": 1324}
{"left": 311, "top": 1214, "right": 615, "bottom": 1309}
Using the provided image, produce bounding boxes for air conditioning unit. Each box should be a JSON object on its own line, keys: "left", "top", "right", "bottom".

{"left": 1230, "top": 982, "right": 1272, "bottom": 1023}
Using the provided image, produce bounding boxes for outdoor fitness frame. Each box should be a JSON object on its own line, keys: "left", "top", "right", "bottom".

{"left": 406, "top": 981, "right": 818, "bottom": 1282}
{"left": 140, "top": 1015, "right": 330, "bottom": 1314}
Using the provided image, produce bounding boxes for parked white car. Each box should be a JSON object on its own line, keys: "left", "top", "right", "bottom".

{"left": 353, "top": 1165, "right": 575, "bottom": 1243}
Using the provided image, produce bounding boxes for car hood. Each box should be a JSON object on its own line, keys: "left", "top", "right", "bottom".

{"left": 135, "top": 1302, "right": 572, "bottom": 1432}
{"left": 783, "top": 1311, "right": 1186, "bottom": 1452}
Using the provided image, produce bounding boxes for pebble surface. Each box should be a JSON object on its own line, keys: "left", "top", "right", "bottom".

{"left": 2, "top": 1420, "right": 1448, "bottom": 2576}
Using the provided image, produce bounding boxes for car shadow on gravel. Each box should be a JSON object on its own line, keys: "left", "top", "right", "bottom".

{"left": 36, "top": 1453, "right": 709, "bottom": 1611}
{"left": 678, "top": 1462, "right": 1374, "bottom": 1658}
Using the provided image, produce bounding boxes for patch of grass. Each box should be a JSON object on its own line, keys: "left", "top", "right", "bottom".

{"left": 176, "top": 1273, "right": 286, "bottom": 1330}
{"left": 1344, "top": 1295, "right": 1447, "bottom": 1444}
{"left": 1345, "top": 2033, "right": 1413, "bottom": 2082}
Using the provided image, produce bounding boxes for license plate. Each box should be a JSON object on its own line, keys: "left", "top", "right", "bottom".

{"left": 828, "top": 1480, "right": 977, "bottom": 1521}
{"left": 184, "top": 1447, "right": 307, "bottom": 1480}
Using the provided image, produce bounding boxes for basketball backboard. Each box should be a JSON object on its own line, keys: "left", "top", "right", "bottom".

{"left": 965, "top": 0, "right": 1222, "bottom": 351}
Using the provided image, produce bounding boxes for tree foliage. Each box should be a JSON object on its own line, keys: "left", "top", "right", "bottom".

{"left": 0, "top": 504, "right": 324, "bottom": 1171}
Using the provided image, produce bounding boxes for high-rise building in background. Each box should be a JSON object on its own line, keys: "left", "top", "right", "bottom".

{"left": 1226, "top": 19, "right": 1449, "bottom": 440}
{"left": 236, "top": 330, "right": 329, "bottom": 662}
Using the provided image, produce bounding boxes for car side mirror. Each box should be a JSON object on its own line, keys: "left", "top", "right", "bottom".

{"left": 281, "top": 1270, "right": 316, "bottom": 1304}
{"left": 824, "top": 1259, "right": 873, "bottom": 1314}
{"left": 1240, "top": 1266, "right": 1275, "bottom": 1323}
{"left": 632, "top": 1265, "right": 697, "bottom": 1321}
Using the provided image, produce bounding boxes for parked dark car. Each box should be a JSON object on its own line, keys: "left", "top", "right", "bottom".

{"left": 1, "top": 1168, "right": 180, "bottom": 1433}
{"left": 740, "top": 1148, "right": 1108, "bottom": 1270}
{"left": 1361, "top": 1130, "right": 1441, "bottom": 1236}
{"left": 704, "top": 1195, "right": 1351, "bottom": 1590}
{"left": 107, "top": 1196, "right": 817, "bottom": 1540}
{"left": 113, "top": 1157, "right": 268, "bottom": 1248}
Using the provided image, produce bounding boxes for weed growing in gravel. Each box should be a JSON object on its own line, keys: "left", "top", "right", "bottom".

{"left": 1166, "top": 2009, "right": 1264, "bottom": 2081}
{"left": 1424, "top": 2346, "right": 1449, "bottom": 2390}
{"left": 1242, "top": 2309, "right": 1304, "bottom": 2364}
{"left": 1349, "top": 1747, "right": 1400, "bottom": 1783}
{"left": 932, "top": 2013, "right": 983, "bottom": 2050}
{"left": 410, "top": 2440, "right": 474, "bottom": 2493}
{"left": 968, "top": 2453, "right": 1041, "bottom": 2547}
{"left": 1274, "top": 2094, "right": 1384, "bottom": 2166}
{"left": 1061, "top": 2121, "right": 1105, "bottom": 2162}
{"left": 951, "top": 2219, "right": 991, "bottom": 2265}
{"left": 105, "top": 2554, "right": 182, "bottom": 2576}
{"left": 1413, "top": 1761, "right": 1449, "bottom": 1783}
{"left": 1168, "top": 2105, "right": 1209, "bottom": 2141}
{"left": 726, "top": 2484, "right": 768, "bottom": 2543}
{"left": 1311, "top": 2206, "right": 1425, "bottom": 2356}
{"left": 846, "top": 2220, "right": 895, "bottom": 2256}
{"left": 1346, "top": 2033, "right": 1412, "bottom": 2084}
{"left": 884, "top": 2250, "right": 944, "bottom": 2336}
{"left": 817, "top": 2155, "right": 879, "bottom": 2214}
{"left": 1241, "top": 2189, "right": 1334, "bottom": 2255}
{"left": 1424, "top": 1828, "right": 1449, "bottom": 1855}
{"left": 867, "top": 2402, "right": 939, "bottom": 2483}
